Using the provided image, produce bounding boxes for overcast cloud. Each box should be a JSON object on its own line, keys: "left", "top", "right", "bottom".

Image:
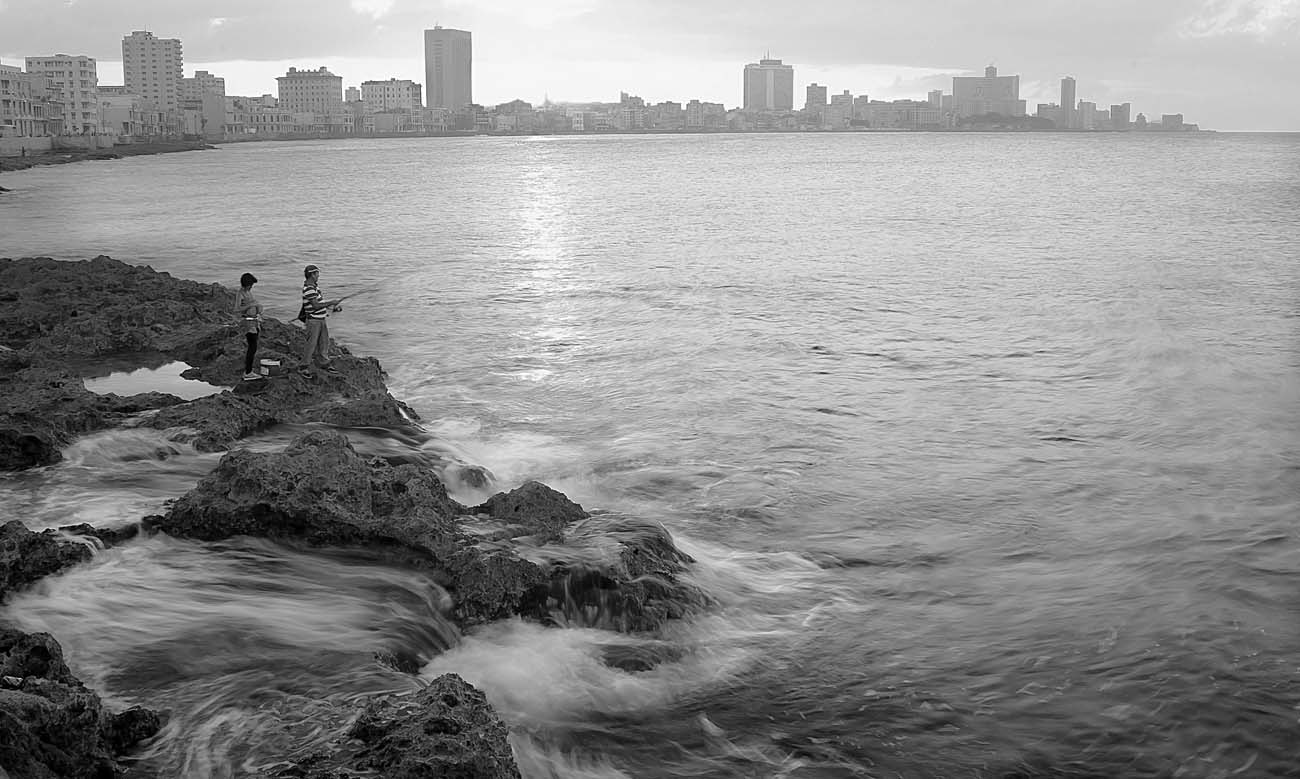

{"left": 2, "top": 0, "right": 1297, "bottom": 129}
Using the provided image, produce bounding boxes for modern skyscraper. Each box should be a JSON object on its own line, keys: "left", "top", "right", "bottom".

{"left": 24, "top": 54, "right": 100, "bottom": 133}
{"left": 122, "top": 31, "right": 183, "bottom": 117}
{"left": 743, "top": 57, "right": 794, "bottom": 112}
{"left": 1060, "top": 76, "right": 1076, "bottom": 130}
{"left": 423, "top": 27, "right": 472, "bottom": 110}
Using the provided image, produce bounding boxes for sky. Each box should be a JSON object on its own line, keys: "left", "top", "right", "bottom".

{"left": 1, "top": 0, "right": 1297, "bottom": 130}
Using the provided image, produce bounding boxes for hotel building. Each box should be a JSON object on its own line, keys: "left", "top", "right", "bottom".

{"left": 743, "top": 57, "right": 794, "bottom": 112}
{"left": 423, "top": 27, "right": 472, "bottom": 110}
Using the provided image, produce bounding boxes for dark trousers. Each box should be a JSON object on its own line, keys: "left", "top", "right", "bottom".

{"left": 244, "top": 332, "right": 259, "bottom": 374}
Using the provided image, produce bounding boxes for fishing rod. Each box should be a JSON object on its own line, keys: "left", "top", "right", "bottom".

{"left": 336, "top": 286, "right": 382, "bottom": 304}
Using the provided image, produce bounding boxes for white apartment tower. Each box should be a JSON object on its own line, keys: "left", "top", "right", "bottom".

{"left": 423, "top": 27, "right": 472, "bottom": 110}
{"left": 23, "top": 54, "right": 100, "bottom": 134}
{"left": 122, "top": 31, "right": 184, "bottom": 117}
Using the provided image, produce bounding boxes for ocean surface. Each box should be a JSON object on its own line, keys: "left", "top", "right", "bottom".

{"left": 1, "top": 132, "right": 1298, "bottom": 778}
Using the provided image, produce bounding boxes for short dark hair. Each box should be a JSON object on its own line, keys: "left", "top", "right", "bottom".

{"left": 240, "top": 273, "right": 257, "bottom": 287}
{"left": 304, "top": 264, "right": 320, "bottom": 277}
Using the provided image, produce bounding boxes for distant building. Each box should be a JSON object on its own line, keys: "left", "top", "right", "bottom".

{"left": 361, "top": 78, "right": 423, "bottom": 113}
{"left": 224, "top": 95, "right": 295, "bottom": 137}
{"left": 1077, "top": 101, "right": 1097, "bottom": 130}
{"left": 277, "top": 67, "right": 347, "bottom": 133}
{"left": 1035, "top": 102, "right": 1063, "bottom": 128}
{"left": 830, "top": 90, "right": 853, "bottom": 111}
{"left": 648, "top": 101, "right": 684, "bottom": 130}
{"left": 98, "top": 86, "right": 166, "bottom": 139}
{"left": 182, "top": 69, "right": 224, "bottom": 102}
{"left": 1110, "top": 102, "right": 1130, "bottom": 130}
{"left": 1060, "top": 76, "right": 1076, "bottom": 129}
{"left": 277, "top": 66, "right": 342, "bottom": 114}
{"left": 853, "top": 99, "right": 941, "bottom": 129}
{"left": 805, "top": 83, "right": 827, "bottom": 110}
{"left": 951, "top": 65, "right": 1026, "bottom": 120}
{"left": 0, "top": 65, "right": 63, "bottom": 137}
{"left": 122, "top": 31, "right": 183, "bottom": 121}
{"left": 345, "top": 86, "right": 360, "bottom": 103}
{"left": 852, "top": 94, "right": 872, "bottom": 119}
{"left": 24, "top": 54, "right": 101, "bottom": 134}
{"left": 1161, "top": 113, "right": 1184, "bottom": 131}
{"left": 927, "top": 90, "right": 943, "bottom": 109}
{"left": 743, "top": 57, "right": 794, "bottom": 111}
{"left": 685, "top": 99, "right": 726, "bottom": 129}
{"left": 181, "top": 70, "right": 225, "bottom": 102}
{"left": 424, "top": 26, "right": 472, "bottom": 110}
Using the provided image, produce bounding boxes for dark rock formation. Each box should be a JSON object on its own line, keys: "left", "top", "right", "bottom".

{"left": 0, "top": 256, "right": 421, "bottom": 469}
{"left": 0, "top": 626, "right": 161, "bottom": 778}
{"left": 279, "top": 674, "right": 519, "bottom": 779}
{"left": 0, "top": 521, "right": 93, "bottom": 602}
{"left": 0, "top": 141, "right": 213, "bottom": 174}
{"left": 155, "top": 430, "right": 707, "bottom": 630}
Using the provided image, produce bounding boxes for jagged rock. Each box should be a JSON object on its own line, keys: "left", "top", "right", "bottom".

{"left": 0, "top": 627, "right": 161, "bottom": 779}
{"left": 284, "top": 674, "right": 520, "bottom": 779}
{"left": 156, "top": 430, "right": 705, "bottom": 631}
{"left": 0, "top": 521, "right": 93, "bottom": 601}
{"left": 0, "top": 256, "right": 422, "bottom": 469}
{"left": 347, "top": 674, "right": 519, "bottom": 778}
{"left": 450, "top": 463, "right": 494, "bottom": 490}
{"left": 471, "top": 480, "right": 589, "bottom": 545}
{"left": 156, "top": 430, "right": 544, "bottom": 625}
{"left": 520, "top": 515, "right": 710, "bottom": 632}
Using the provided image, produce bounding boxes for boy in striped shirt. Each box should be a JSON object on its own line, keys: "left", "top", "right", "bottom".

{"left": 300, "top": 264, "right": 343, "bottom": 377}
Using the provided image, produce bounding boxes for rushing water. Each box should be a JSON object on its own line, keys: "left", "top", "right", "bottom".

{"left": 1, "top": 132, "right": 1298, "bottom": 778}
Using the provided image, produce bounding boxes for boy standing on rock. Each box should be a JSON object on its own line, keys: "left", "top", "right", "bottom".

{"left": 300, "top": 264, "right": 343, "bottom": 378}
{"left": 234, "top": 272, "right": 264, "bottom": 381}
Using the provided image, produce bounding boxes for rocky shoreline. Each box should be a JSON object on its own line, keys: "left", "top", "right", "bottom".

{"left": 0, "top": 142, "right": 215, "bottom": 178}
{"left": 0, "top": 255, "right": 707, "bottom": 777}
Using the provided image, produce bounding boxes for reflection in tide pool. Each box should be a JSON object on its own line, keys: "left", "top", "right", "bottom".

{"left": 83, "top": 360, "right": 228, "bottom": 400}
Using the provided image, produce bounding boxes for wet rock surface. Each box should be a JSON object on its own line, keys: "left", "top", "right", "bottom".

{"left": 0, "top": 255, "right": 419, "bottom": 469}
{"left": 281, "top": 674, "right": 520, "bottom": 779}
{"left": 0, "top": 255, "right": 709, "bottom": 777}
{"left": 156, "top": 430, "right": 707, "bottom": 630}
{"left": 0, "top": 626, "right": 162, "bottom": 779}
{"left": 0, "top": 521, "right": 93, "bottom": 602}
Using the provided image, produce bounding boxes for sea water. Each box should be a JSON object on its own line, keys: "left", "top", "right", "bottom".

{"left": 1, "top": 132, "right": 1297, "bottom": 777}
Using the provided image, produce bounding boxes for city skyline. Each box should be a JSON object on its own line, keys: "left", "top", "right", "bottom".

{"left": 1, "top": 0, "right": 1297, "bottom": 131}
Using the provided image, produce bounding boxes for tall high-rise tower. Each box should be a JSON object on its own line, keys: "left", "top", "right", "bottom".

{"left": 743, "top": 57, "right": 794, "bottom": 111}
{"left": 1060, "top": 76, "right": 1076, "bottom": 130}
{"left": 423, "top": 27, "right": 472, "bottom": 110}
{"left": 122, "top": 30, "right": 183, "bottom": 116}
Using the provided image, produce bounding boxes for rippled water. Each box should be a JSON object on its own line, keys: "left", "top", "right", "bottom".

{"left": 2, "top": 132, "right": 1298, "bottom": 778}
